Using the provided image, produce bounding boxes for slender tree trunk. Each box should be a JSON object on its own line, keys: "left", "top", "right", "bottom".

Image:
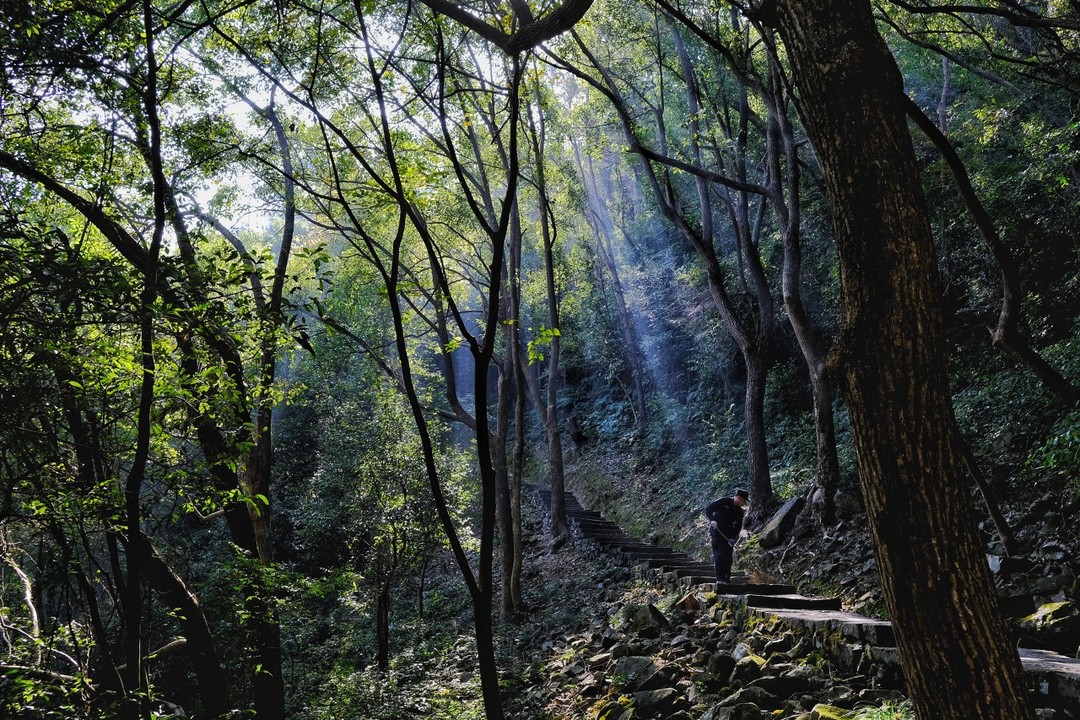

{"left": 765, "top": 57, "right": 840, "bottom": 524}
{"left": 376, "top": 581, "right": 390, "bottom": 671}
{"left": 959, "top": 439, "right": 1020, "bottom": 556}
{"left": 510, "top": 365, "right": 526, "bottom": 609}
{"left": 673, "top": 27, "right": 775, "bottom": 515}
{"left": 244, "top": 98, "right": 296, "bottom": 720}
{"left": 509, "top": 213, "right": 526, "bottom": 610}
{"left": 122, "top": 7, "right": 166, "bottom": 713}
{"left": 494, "top": 352, "right": 516, "bottom": 617}
{"left": 528, "top": 95, "right": 571, "bottom": 543}
{"left": 140, "top": 540, "right": 228, "bottom": 718}
{"left": 938, "top": 56, "right": 950, "bottom": 135}
{"left": 472, "top": 590, "right": 501, "bottom": 718}
{"left": 769, "top": 2, "right": 1034, "bottom": 718}
{"left": 743, "top": 350, "right": 771, "bottom": 510}
{"left": 472, "top": 342, "right": 506, "bottom": 720}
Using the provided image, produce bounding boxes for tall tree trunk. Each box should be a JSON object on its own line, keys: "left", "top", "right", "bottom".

{"left": 509, "top": 212, "right": 526, "bottom": 610}
{"left": 768, "top": 2, "right": 1034, "bottom": 719}
{"left": 527, "top": 93, "right": 571, "bottom": 543}
{"left": 494, "top": 351, "right": 516, "bottom": 617}
{"left": 510, "top": 361, "right": 526, "bottom": 610}
{"left": 764, "top": 55, "right": 840, "bottom": 524}
{"left": 376, "top": 580, "right": 391, "bottom": 671}
{"left": 123, "top": 7, "right": 166, "bottom": 713}
{"left": 688, "top": 58, "right": 774, "bottom": 516}
{"left": 743, "top": 346, "right": 771, "bottom": 510}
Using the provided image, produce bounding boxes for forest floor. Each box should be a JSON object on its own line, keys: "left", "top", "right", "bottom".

{"left": 489, "top": 457, "right": 1080, "bottom": 720}
{"left": 359, "top": 448, "right": 1079, "bottom": 720}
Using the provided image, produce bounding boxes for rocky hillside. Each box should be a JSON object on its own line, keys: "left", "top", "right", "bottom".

{"left": 745, "top": 473, "right": 1080, "bottom": 656}
{"left": 507, "top": 490, "right": 1080, "bottom": 720}
{"left": 563, "top": 447, "right": 1080, "bottom": 655}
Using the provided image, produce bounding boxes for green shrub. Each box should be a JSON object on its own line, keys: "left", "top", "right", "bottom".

{"left": 853, "top": 700, "right": 915, "bottom": 720}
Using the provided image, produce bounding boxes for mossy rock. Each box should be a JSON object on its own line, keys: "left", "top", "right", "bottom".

{"left": 731, "top": 653, "right": 767, "bottom": 683}
{"left": 810, "top": 704, "right": 857, "bottom": 720}
{"left": 1020, "top": 601, "right": 1077, "bottom": 631}
{"left": 593, "top": 698, "right": 630, "bottom": 720}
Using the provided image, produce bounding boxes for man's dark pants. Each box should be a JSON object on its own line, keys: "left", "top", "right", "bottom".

{"left": 711, "top": 541, "right": 733, "bottom": 583}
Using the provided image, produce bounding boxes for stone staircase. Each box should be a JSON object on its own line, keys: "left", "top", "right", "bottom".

{"left": 529, "top": 483, "right": 840, "bottom": 611}
{"left": 528, "top": 483, "right": 1080, "bottom": 712}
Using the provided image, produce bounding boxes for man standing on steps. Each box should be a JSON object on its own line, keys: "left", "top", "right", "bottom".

{"left": 704, "top": 489, "right": 749, "bottom": 584}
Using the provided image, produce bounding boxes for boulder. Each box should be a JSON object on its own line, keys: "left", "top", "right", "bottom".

{"left": 718, "top": 685, "right": 781, "bottom": 710}
{"left": 732, "top": 642, "right": 756, "bottom": 661}
{"left": 749, "top": 672, "right": 813, "bottom": 698}
{"left": 706, "top": 652, "right": 737, "bottom": 679}
{"left": 763, "top": 633, "right": 795, "bottom": 657}
{"left": 611, "top": 655, "right": 664, "bottom": 692}
{"left": 1040, "top": 541, "right": 1068, "bottom": 561}
{"left": 633, "top": 687, "right": 681, "bottom": 715}
{"left": 819, "top": 685, "right": 858, "bottom": 709}
{"left": 987, "top": 554, "right": 1039, "bottom": 576}
{"left": 617, "top": 603, "right": 669, "bottom": 638}
{"left": 587, "top": 652, "right": 612, "bottom": 669}
{"left": 1017, "top": 601, "right": 1080, "bottom": 653}
{"left": 832, "top": 490, "right": 862, "bottom": 519}
{"left": 702, "top": 702, "right": 770, "bottom": 720}
{"left": 731, "top": 653, "right": 767, "bottom": 684}
{"left": 857, "top": 688, "right": 906, "bottom": 705}
{"left": 675, "top": 592, "right": 704, "bottom": 614}
{"left": 759, "top": 497, "right": 807, "bottom": 549}
{"left": 648, "top": 604, "right": 672, "bottom": 628}
{"left": 594, "top": 700, "right": 629, "bottom": 720}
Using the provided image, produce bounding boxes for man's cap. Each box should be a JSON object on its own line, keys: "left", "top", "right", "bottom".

{"left": 734, "top": 488, "right": 749, "bottom": 502}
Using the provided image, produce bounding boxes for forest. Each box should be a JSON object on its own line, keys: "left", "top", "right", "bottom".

{"left": 1, "top": 0, "right": 1078, "bottom": 719}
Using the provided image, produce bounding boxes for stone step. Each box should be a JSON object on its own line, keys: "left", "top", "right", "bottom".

{"left": 759, "top": 608, "right": 897, "bottom": 647}
{"left": 576, "top": 528, "right": 625, "bottom": 538}
{"left": 575, "top": 525, "right": 625, "bottom": 536}
{"left": 589, "top": 536, "right": 662, "bottom": 550}
{"left": 715, "top": 582, "right": 798, "bottom": 595}
{"left": 652, "top": 569, "right": 752, "bottom": 584}
{"left": 639, "top": 557, "right": 712, "bottom": 570}
{"left": 577, "top": 527, "right": 625, "bottom": 538}
{"left": 745, "top": 594, "right": 842, "bottom": 611}
{"left": 573, "top": 520, "right": 615, "bottom": 527}
{"left": 572, "top": 515, "right": 615, "bottom": 524}
{"left": 660, "top": 565, "right": 724, "bottom": 578}
{"left": 748, "top": 607, "right": 1080, "bottom": 704}
{"left": 679, "top": 575, "right": 760, "bottom": 587}
{"left": 612, "top": 547, "right": 677, "bottom": 561}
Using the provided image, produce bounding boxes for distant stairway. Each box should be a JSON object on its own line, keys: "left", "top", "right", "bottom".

{"left": 527, "top": 483, "right": 841, "bottom": 612}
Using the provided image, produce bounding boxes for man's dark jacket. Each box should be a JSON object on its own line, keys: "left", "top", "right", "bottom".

{"left": 704, "top": 497, "right": 744, "bottom": 546}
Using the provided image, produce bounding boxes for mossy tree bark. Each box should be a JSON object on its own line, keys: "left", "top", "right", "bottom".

{"left": 768, "top": 1, "right": 1034, "bottom": 718}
